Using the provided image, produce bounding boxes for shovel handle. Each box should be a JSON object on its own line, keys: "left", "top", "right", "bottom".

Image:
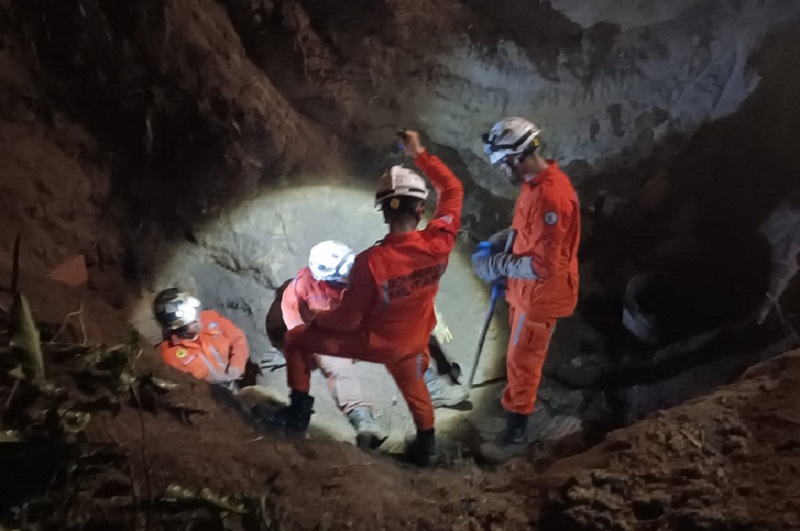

{"left": 467, "top": 229, "right": 516, "bottom": 389}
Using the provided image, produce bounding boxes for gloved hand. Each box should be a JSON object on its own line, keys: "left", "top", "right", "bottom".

{"left": 472, "top": 241, "right": 494, "bottom": 260}
{"left": 433, "top": 323, "right": 453, "bottom": 344}
{"left": 488, "top": 228, "right": 513, "bottom": 252}
{"left": 472, "top": 252, "right": 538, "bottom": 284}
{"left": 432, "top": 306, "right": 453, "bottom": 343}
{"left": 432, "top": 319, "right": 453, "bottom": 344}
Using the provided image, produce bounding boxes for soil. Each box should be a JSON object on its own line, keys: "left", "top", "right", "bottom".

{"left": 537, "top": 349, "right": 800, "bottom": 531}
{"left": 3, "top": 302, "right": 800, "bottom": 530}
{"left": 1, "top": 325, "right": 541, "bottom": 530}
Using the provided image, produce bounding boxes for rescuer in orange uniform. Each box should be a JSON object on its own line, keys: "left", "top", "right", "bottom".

{"left": 154, "top": 288, "right": 248, "bottom": 387}
{"left": 281, "top": 130, "right": 464, "bottom": 466}
{"left": 473, "top": 117, "right": 580, "bottom": 463}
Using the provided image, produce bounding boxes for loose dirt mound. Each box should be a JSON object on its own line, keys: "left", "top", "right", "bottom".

{"left": 537, "top": 349, "right": 800, "bottom": 531}
{"left": 3, "top": 302, "right": 800, "bottom": 530}
{"left": 0, "top": 307, "right": 537, "bottom": 530}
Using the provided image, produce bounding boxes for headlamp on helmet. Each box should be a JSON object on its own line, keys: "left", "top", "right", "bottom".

{"left": 153, "top": 289, "right": 202, "bottom": 331}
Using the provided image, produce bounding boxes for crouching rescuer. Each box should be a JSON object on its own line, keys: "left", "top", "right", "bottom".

{"left": 154, "top": 289, "right": 248, "bottom": 387}
{"left": 473, "top": 117, "right": 581, "bottom": 463}
{"left": 282, "top": 130, "right": 464, "bottom": 466}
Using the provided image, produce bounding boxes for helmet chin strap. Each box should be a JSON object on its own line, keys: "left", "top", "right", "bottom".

{"left": 501, "top": 147, "right": 536, "bottom": 184}
{"left": 501, "top": 159, "right": 523, "bottom": 184}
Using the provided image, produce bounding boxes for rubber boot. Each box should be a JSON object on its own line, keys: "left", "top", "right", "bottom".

{"left": 404, "top": 428, "right": 437, "bottom": 467}
{"left": 479, "top": 412, "right": 529, "bottom": 464}
{"left": 347, "top": 407, "right": 387, "bottom": 450}
{"left": 283, "top": 390, "right": 314, "bottom": 438}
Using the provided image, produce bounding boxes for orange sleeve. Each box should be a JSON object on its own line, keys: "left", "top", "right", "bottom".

{"left": 281, "top": 278, "right": 306, "bottom": 330}
{"left": 414, "top": 151, "right": 464, "bottom": 237}
{"left": 161, "top": 342, "right": 207, "bottom": 379}
{"left": 213, "top": 312, "right": 249, "bottom": 371}
{"left": 526, "top": 186, "right": 572, "bottom": 281}
{"left": 312, "top": 252, "right": 376, "bottom": 332}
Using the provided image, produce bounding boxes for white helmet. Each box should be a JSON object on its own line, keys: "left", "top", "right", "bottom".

{"left": 374, "top": 166, "right": 429, "bottom": 206}
{"left": 153, "top": 288, "right": 202, "bottom": 330}
{"left": 308, "top": 240, "right": 355, "bottom": 282}
{"left": 482, "top": 117, "right": 542, "bottom": 165}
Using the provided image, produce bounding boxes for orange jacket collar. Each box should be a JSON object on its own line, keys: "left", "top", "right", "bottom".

{"left": 169, "top": 334, "right": 200, "bottom": 348}
{"left": 527, "top": 159, "right": 559, "bottom": 187}
{"left": 382, "top": 231, "right": 423, "bottom": 245}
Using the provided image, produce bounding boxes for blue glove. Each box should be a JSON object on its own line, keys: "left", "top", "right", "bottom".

{"left": 472, "top": 252, "right": 538, "bottom": 284}
{"left": 472, "top": 241, "right": 494, "bottom": 260}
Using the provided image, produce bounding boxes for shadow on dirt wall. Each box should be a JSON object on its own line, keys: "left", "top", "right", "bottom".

{"left": 8, "top": 0, "right": 800, "bottom": 355}
{"left": 564, "top": 25, "right": 800, "bottom": 401}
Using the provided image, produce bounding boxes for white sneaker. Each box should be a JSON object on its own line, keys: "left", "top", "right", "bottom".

{"left": 424, "top": 367, "right": 469, "bottom": 408}
{"left": 347, "top": 407, "right": 387, "bottom": 449}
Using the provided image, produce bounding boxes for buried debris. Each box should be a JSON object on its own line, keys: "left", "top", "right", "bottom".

{"left": 161, "top": 483, "right": 247, "bottom": 514}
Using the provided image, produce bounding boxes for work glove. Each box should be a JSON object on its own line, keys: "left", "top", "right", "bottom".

{"left": 471, "top": 252, "right": 538, "bottom": 284}
{"left": 432, "top": 307, "right": 453, "bottom": 344}
{"left": 472, "top": 241, "right": 496, "bottom": 260}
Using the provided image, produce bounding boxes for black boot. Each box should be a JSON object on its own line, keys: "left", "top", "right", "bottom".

{"left": 283, "top": 390, "right": 314, "bottom": 438}
{"left": 479, "top": 412, "right": 529, "bottom": 464}
{"left": 404, "top": 428, "right": 437, "bottom": 467}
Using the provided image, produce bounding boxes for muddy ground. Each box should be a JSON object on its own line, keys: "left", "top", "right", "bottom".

{"left": 2, "top": 301, "right": 799, "bottom": 530}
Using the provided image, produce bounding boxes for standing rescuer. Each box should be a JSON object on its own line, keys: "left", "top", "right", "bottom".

{"left": 281, "top": 130, "right": 464, "bottom": 466}
{"left": 154, "top": 288, "right": 248, "bottom": 387}
{"left": 473, "top": 117, "right": 581, "bottom": 463}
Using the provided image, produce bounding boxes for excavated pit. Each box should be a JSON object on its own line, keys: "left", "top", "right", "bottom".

{"left": 2, "top": 0, "right": 800, "bottom": 528}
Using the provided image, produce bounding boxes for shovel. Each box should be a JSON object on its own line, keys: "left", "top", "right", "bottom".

{"left": 467, "top": 229, "right": 516, "bottom": 389}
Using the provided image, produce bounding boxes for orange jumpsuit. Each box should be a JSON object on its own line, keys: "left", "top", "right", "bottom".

{"left": 161, "top": 310, "right": 249, "bottom": 382}
{"left": 281, "top": 266, "right": 369, "bottom": 414}
{"left": 284, "top": 151, "right": 464, "bottom": 431}
{"left": 504, "top": 161, "right": 580, "bottom": 414}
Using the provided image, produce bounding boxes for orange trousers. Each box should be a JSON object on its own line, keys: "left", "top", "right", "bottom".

{"left": 284, "top": 325, "right": 434, "bottom": 430}
{"left": 502, "top": 304, "right": 556, "bottom": 415}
